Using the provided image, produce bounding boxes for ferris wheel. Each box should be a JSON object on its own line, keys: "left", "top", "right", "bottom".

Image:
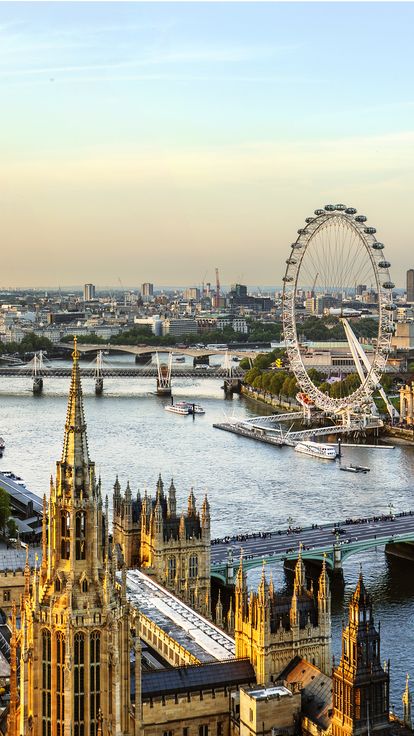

{"left": 281, "top": 204, "right": 395, "bottom": 418}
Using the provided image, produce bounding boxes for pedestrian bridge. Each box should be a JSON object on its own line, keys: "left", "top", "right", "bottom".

{"left": 210, "top": 511, "right": 414, "bottom": 583}
{"left": 57, "top": 342, "right": 259, "bottom": 360}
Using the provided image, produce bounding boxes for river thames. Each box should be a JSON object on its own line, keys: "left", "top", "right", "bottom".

{"left": 0, "top": 357, "right": 413, "bottom": 709}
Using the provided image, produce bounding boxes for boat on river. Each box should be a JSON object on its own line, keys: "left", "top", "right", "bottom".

{"left": 340, "top": 464, "right": 370, "bottom": 473}
{"left": 165, "top": 401, "right": 205, "bottom": 416}
{"left": 294, "top": 441, "right": 337, "bottom": 460}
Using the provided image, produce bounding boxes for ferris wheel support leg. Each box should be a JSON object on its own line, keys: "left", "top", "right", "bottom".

{"left": 341, "top": 318, "right": 398, "bottom": 421}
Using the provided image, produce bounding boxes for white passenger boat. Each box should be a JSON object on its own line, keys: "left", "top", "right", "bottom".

{"left": 294, "top": 441, "right": 337, "bottom": 460}
{"left": 165, "top": 402, "right": 192, "bottom": 415}
{"left": 165, "top": 401, "right": 205, "bottom": 415}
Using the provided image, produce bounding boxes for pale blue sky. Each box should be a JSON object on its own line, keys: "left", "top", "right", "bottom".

{"left": 1, "top": 2, "right": 413, "bottom": 287}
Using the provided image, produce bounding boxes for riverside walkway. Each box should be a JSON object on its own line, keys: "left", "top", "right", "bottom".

{"left": 210, "top": 511, "right": 414, "bottom": 582}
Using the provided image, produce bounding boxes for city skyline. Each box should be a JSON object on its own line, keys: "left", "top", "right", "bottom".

{"left": 1, "top": 2, "right": 414, "bottom": 286}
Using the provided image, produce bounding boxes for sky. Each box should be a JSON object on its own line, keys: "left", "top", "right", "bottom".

{"left": 0, "top": 1, "right": 413, "bottom": 288}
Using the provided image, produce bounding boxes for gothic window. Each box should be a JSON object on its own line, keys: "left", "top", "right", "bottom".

{"left": 76, "top": 511, "right": 86, "bottom": 560}
{"left": 81, "top": 577, "right": 88, "bottom": 594}
{"left": 61, "top": 510, "right": 70, "bottom": 560}
{"left": 90, "top": 631, "right": 101, "bottom": 736}
{"left": 189, "top": 554, "right": 198, "bottom": 579}
{"left": 42, "top": 629, "right": 51, "bottom": 736}
{"left": 199, "top": 727, "right": 209, "bottom": 736}
{"left": 74, "top": 632, "right": 85, "bottom": 736}
{"left": 3, "top": 590, "right": 10, "bottom": 602}
{"left": 168, "top": 556, "right": 176, "bottom": 583}
{"left": 56, "top": 632, "right": 65, "bottom": 736}
{"left": 55, "top": 576, "right": 61, "bottom": 593}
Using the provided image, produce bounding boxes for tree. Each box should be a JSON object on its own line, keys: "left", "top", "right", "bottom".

{"left": 0, "top": 487, "right": 11, "bottom": 537}
{"left": 7, "top": 518, "right": 17, "bottom": 539}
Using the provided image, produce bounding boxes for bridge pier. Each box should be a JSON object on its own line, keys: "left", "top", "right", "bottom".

{"left": 33, "top": 376, "right": 43, "bottom": 395}
{"left": 223, "top": 378, "right": 242, "bottom": 396}
{"left": 95, "top": 351, "right": 104, "bottom": 395}
{"left": 156, "top": 352, "right": 172, "bottom": 397}
{"left": 194, "top": 355, "right": 210, "bottom": 367}
{"left": 32, "top": 351, "right": 44, "bottom": 395}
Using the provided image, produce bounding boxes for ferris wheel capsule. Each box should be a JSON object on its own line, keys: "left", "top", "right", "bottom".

{"left": 283, "top": 275, "right": 294, "bottom": 283}
{"left": 355, "top": 215, "right": 367, "bottom": 223}
{"left": 335, "top": 204, "right": 347, "bottom": 210}
{"left": 378, "top": 260, "right": 391, "bottom": 269}
{"left": 305, "top": 217, "right": 314, "bottom": 223}
{"left": 314, "top": 209, "right": 325, "bottom": 215}
{"left": 291, "top": 242, "right": 303, "bottom": 249}
{"left": 364, "top": 227, "right": 376, "bottom": 234}
{"left": 297, "top": 228, "right": 307, "bottom": 235}
{"left": 324, "top": 204, "right": 336, "bottom": 211}
{"left": 384, "top": 303, "right": 397, "bottom": 311}
{"left": 382, "top": 281, "right": 395, "bottom": 290}
{"left": 372, "top": 242, "right": 385, "bottom": 250}
{"left": 345, "top": 207, "right": 357, "bottom": 215}
{"left": 286, "top": 257, "right": 297, "bottom": 265}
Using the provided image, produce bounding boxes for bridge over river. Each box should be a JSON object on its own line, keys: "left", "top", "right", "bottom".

{"left": 210, "top": 511, "right": 414, "bottom": 583}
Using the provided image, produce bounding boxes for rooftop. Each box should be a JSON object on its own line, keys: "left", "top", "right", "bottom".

{"left": 247, "top": 685, "right": 292, "bottom": 701}
{"left": 141, "top": 658, "right": 255, "bottom": 699}
{"left": 126, "top": 569, "right": 235, "bottom": 663}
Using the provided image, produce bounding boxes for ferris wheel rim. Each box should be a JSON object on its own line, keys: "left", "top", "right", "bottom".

{"left": 281, "top": 207, "right": 394, "bottom": 414}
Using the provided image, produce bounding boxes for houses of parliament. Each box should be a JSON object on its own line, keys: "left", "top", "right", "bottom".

{"left": 2, "top": 341, "right": 412, "bottom": 736}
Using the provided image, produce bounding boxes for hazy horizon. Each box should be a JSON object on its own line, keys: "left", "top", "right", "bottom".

{"left": 1, "top": 2, "right": 414, "bottom": 287}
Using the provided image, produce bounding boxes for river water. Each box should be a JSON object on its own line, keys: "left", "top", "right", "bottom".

{"left": 0, "top": 354, "right": 413, "bottom": 710}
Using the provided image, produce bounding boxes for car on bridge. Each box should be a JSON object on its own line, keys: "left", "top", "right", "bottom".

{"left": 331, "top": 527, "right": 346, "bottom": 535}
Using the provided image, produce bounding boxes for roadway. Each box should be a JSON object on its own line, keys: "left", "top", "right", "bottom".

{"left": 210, "top": 511, "right": 414, "bottom": 570}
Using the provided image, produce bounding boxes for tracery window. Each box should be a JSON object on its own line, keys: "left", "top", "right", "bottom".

{"left": 76, "top": 511, "right": 86, "bottom": 560}
{"left": 74, "top": 632, "right": 85, "bottom": 736}
{"left": 61, "top": 510, "right": 70, "bottom": 560}
{"left": 90, "top": 631, "right": 101, "bottom": 736}
{"left": 168, "top": 556, "right": 176, "bottom": 583}
{"left": 189, "top": 554, "right": 198, "bottom": 579}
{"left": 56, "top": 632, "right": 65, "bottom": 736}
{"left": 42, "top": 629, "right": 51, "bottom": 736}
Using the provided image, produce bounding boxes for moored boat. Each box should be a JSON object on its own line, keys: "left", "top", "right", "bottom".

{"left": 294, "top": 441, "right": 337, "bottom": 460}
{"left": 340, "top": 464, "right": 370, "bottom": 473}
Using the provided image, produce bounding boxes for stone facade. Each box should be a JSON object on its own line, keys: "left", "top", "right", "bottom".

{"left": 113, "top": 476, "right": 211, "bottom": 617}
{"left": 235, "top": 554, "right": 331, "bottom": 685}
{"left": 400, "top": 383, "right": 414, "bottom": 425}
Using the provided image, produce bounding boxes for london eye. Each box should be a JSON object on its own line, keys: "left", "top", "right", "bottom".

{"left": 282, "top": 205, "right": 395, "bottom": 419}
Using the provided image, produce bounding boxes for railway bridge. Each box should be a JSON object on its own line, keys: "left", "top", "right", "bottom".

{"left": 210, "top": 510, "right": 414, "bottom": 583}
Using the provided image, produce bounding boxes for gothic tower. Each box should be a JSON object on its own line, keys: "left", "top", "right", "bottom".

{"left": 332, "top": 572, "right": 390, "bottom": 736}
{"left": 235, "top": 551, "right": 331, "bottom": 684}
{"left": 11, "top": 339, "right": 138, "bottom": 736}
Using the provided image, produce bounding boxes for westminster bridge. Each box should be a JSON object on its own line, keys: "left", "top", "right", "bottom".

{"left": 210, "top": 510, "right": 414, "bottom": 583}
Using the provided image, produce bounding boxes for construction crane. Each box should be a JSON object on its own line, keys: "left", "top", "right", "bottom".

{"left": 215, "top": 268, "right": 220, "bottom": 308}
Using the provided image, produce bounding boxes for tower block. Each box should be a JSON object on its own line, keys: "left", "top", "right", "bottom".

{"left": 332, "top": 572, "right": 390, "bottom": 736}
{"left": 12, "top": 339, "right": 137, "bottom": 736}
{"left": 235, "top": 552, "right": 331, "bottom": 685}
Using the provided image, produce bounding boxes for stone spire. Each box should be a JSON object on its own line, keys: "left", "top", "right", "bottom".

{"left": 60, "top": 337, "right": 90, "bottom": 475}
{"left": 24, "top": 545, "right": 30, "bottom": 599}
{"left": 188, "top": 488, "right": 196, "bottom": 516}
{"left": 201, "top": 494, "right": 210, "bottom": 528}
{"left": 168, "top": 479, "right": 176, "bottom": 517}
{"left": 293, "top": 544, "right": 306, "bottom": 592}
{"left": 41, "top": 493, "right": 48, "bottom": 582}
{"left": 403, "top": 674, "right": 412, "bottom": 729}
{"left": 258, "top": 560, "right": 268, "bottom": 604}
{"left": 215, "top": 590, "right": 223, "bottom": 628}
